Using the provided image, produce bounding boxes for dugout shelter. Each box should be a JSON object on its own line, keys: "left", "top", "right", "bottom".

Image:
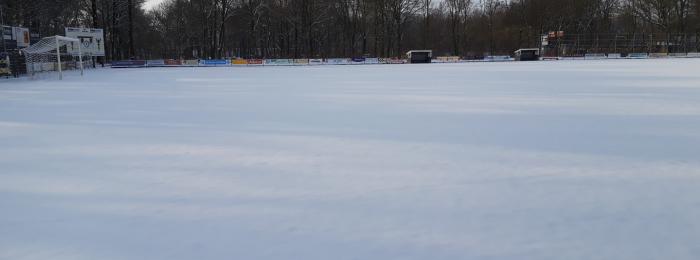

{"left": 406, "top": 50, "right": 432, "bottom": 63}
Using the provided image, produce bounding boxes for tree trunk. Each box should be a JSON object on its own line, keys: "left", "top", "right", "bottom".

{"left": 128, "top": 0, "right": 135, "bottom": 58}
{"left": 91, "top": 0, "right": 98, "bottom": 27}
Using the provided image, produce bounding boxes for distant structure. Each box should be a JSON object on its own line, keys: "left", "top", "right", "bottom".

{"left": 538, "top": 30, "right": 700, "bottom": 57}
{"left": 514, "top": 48, "right": 540, "bottom": 61}
{"left": 2, "top": 24, "right": 33, "bottom": 77}
{"left": 406, "top": 50, "right": 432, "bottom": 63}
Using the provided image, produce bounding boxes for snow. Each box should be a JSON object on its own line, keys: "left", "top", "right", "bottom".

{"left": 2, "top": 59, "right": 700, "bottom": 260}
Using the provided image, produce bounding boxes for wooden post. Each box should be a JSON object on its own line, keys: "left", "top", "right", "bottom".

{"left": 78, "top": 40, "right": 84, "bottom": 76}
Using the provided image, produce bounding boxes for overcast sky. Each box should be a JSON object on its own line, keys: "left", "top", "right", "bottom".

{"left": 142, "top": 0, "right": 166, "bottom": 10}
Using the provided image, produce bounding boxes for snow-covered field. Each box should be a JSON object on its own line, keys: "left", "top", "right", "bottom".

{"left": 2, "top": 59, "right": 700, "bottom": 260}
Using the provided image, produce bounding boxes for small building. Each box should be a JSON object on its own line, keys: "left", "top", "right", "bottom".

{"left": 514, "top": 48, "right": 540, "bottom": 61}
{"left": 406, "top": 50, "right": 432, "bottom": 63}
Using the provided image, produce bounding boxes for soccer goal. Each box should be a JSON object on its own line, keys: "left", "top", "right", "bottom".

{"left": 22, "top": 36, "right": 93, "bottom": 80}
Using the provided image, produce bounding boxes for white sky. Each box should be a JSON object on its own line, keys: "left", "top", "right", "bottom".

{"left": 142, "top": 0, "right": 167, "bottom": 10}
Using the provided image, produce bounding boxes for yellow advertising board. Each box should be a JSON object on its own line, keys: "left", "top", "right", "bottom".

{"left": 232, "top": 59, "right": 248, "bottom": 65}
{"left": 0, "top": 56, "right": 10, "bottom": 76}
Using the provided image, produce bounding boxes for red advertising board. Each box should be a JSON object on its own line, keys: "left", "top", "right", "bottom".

{"left": 164, "top": 59, "right": 182, "bottom": 65}
{"left": 247, "top": 59, "right": 264, "bottom": 65}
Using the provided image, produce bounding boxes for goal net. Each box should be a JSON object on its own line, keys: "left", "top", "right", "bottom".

{"left": 23, "top": 36, "right": 93, "bottom": 80}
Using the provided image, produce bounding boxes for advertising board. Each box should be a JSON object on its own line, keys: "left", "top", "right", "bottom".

{"left": 65, "top": 27, "right": 105, "bottom": 56}
{"left": 247, "top": 59, "right": 264, "bottom": 65}
{"left": 184, "top": 60, "right": 199, "bottom": 66}
{"left": 293, "top": 59, "right": 309, "bottom": 65}
{"left": 200, "top": 59, "right": 229, "bottom": 66}
{"left": 111, "top": 60, "right": 147, "bottom": 68}
{"left": 365, "top": 58, "right": 380, "bottom": 64}
{"left": 164, "top": 59, "right": 182, "bottom": 66}
{"left": 147, "top": 60, "right": 166, "bottom": 66}
{"left": 327, "top": 58, "right": 350, "bottom": 65}
{"left": 308, "top": 59, "right": 324, "bottom": 65}
{"left": 232, "top": 59, "right": 248, "bottom": 65}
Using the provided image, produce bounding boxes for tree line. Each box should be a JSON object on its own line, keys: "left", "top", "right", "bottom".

{"left": 2, "top": 0, "right": 700, "bottom": 60}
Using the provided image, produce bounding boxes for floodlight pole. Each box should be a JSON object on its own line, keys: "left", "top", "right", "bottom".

{"left": 56, "top": 36, "right": 62, "bottom": 80}
{"left": 78, "top": 40, "right": 84, "bottom": 76}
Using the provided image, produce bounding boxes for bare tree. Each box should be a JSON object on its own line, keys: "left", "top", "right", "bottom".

{"left": 480, "top": 0, "right": 503, "bottom": 54}
{"left": 3, "top": 0, "right": 699, "bottom": 60}
{"left": 388, "top": 0, "right": 422, "bottom": 55}
{"left": 443, "top": 0, "right": 471, "bottom": 55}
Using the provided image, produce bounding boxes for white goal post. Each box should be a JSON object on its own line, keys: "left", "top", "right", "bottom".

{"left": 23, "top": 36, "right": 92, "bottom": 80}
